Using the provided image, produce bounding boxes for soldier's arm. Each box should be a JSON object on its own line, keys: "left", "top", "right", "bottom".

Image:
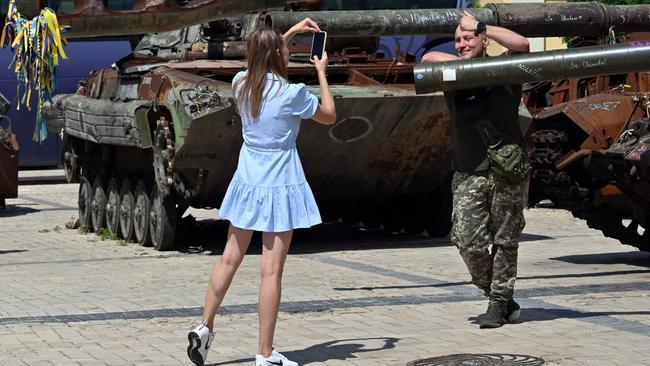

{"left": 484, "top": 25, "right": 529, "bottom": 54}
{"left": 421, "top": 52, "right": 460, "bottom": 63}
{"left": 459, "top": 12, "right": 529, "bottom": 54}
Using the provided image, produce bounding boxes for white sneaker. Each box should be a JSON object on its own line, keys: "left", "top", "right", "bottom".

{"left": 187, "top": 323, "right": 215, "bottom": 366}
{"left": 255, "top": 349, "right": 299, "bottom": 366}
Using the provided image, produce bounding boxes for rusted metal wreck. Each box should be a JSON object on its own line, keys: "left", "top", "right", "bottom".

{"left": 31, "top": 0, "right": 650, "bottom": 250}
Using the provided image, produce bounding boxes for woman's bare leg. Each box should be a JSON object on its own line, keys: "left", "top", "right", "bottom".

{"left": 202, "top": 224, "right": 253, "bottom": 331}
{"left": 258, "top": 230, "right": 293, "bottom": 357}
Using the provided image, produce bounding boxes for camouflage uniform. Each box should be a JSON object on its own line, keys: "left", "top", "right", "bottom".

{"left": 450, "top": 170, "right": 525, "bottom": 302}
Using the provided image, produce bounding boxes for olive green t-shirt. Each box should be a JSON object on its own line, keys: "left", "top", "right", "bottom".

{"left": 444, "top": 84, "right": 524, "bottom": 172}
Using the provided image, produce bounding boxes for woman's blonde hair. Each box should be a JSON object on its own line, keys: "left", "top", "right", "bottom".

{"left": 233, "top": 27, "right": 288, "bottom": 119}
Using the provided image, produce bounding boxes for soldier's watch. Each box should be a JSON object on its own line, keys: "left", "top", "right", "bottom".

{"left": 474, "top": 21, "right": 487, "bottom": 37}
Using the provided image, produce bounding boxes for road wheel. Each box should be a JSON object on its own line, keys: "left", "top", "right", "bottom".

{"left": 133, "top": 180, "right": 151, "bottom": 247}
{"left": 63, "top": 144, "right": 79, "bottom": 184}
{"left": 149, "top": 184, "right": 177, "bottom": 251}
{"left": 105, "top": 178, "right": 121, "bottom": 236}
{"left": 90, "top": 176, "right": 107, "bottom": 232}
{"left": 118, "top": 179, "right": 136, "bottom": 242}
{"left": 78, "top": 176, "right": 93, "bottom": 230}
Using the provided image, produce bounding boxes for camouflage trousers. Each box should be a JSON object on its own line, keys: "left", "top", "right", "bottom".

{"left": 450, "top": 170, "right": 526, "bottom": 302}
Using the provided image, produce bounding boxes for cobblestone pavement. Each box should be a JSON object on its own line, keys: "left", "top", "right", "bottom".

{"left": 1, "top": 183, "right": 649, "bottom": 366}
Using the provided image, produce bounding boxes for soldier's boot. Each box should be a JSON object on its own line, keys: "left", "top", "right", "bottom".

{"left": 479, "top": 299, "right": 506, "bottom": 329}
{"left": 505, "top": 298, "right": 521, "bottom": 322}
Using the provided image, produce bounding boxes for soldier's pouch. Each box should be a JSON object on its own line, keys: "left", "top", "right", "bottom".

{"left": 487, "top": 141, "right": 531, "bottom": 184}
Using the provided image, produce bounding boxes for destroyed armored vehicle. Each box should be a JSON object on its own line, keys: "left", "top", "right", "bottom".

{"left": 45, "top": 1, "right": 466, "bottom": 250}
{"left": 498, "top": 31, "right": 650, "bottom": 252}
{"left": 527, "top": 73, "right": 650, "bottom": 252}
{"left": 41, "top": 0, "right": 650, "bottom": 250}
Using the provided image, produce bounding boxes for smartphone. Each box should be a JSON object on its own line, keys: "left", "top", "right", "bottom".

{"left": 310, "top": 31, "right": 327, "bottom": 59}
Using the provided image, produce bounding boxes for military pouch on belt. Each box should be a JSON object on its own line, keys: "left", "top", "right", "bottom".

{"left": 486, "top": 140, "right": 531, "bottom": 184}
{"left": 478, "top": 121, "right": 531, "bottom": 184}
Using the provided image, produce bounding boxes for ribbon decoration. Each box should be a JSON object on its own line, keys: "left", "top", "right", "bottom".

{"left": 1, "top": 0, "right": 68, "bottom": 143}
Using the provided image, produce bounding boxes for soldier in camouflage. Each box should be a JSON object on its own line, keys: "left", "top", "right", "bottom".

{"left": 452, "top": 171, "right": 525, "bottom": 302}
{"left": 423, "top": 12, "right": 529, "bottom": 328}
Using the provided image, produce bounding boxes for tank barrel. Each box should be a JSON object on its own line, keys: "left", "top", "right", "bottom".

{"left": 265, "top": 2, "right": 650, "bottom": 37}
{"left": 488, "top": 2, "right": 650, "bottom": 37}
{"left": 413, "top": 41, "right": 650, "bottom": 94}
{"left": 16, "top": 0, "right": 287, "bottom": 39}
{"left": 262, "top": 8, "right": 496, "bottom": 37}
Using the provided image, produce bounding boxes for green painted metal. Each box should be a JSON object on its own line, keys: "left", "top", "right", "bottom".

{"left": 168, "top": 101, "right": 192, "bottom": 150}
{"left": 134, "top": 108, "right": 153, "bottom": 148}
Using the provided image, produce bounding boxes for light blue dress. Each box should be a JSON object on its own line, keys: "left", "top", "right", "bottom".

{"left": 218, "top": 71, "right": 323, "bottom": 232}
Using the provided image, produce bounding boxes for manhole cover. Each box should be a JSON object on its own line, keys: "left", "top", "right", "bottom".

{"left": 407, "top": 354, "right": 545, "bottom": 366}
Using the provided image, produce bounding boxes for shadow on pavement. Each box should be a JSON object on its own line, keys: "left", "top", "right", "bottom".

{"left": 333, "top": 269, "right": 650, "bottom": 292}
{"left": 0, "top": 205, "right": 39, "bottom": 217}
{"left": 176, "top": 218, "right": 447, "bottom": 255}
{"left": 468, "top": 308, "right": 650, "bottom": 325}
{"left": 0, "top": 249, "right": 28, "bottom": 254}
{"left": 208, "top": 337, "right": 399, "bottom": 366}
{"left": 551, "top": 251, "right": 650, "bottom": 268}
{"left": 520, "top": 233, "right": 554, "bottom": 242}
{"left": 509, "top": 308, "right": 650, "bottom": 323}
{"left": 175, "top": 217, "right": 555, "bottom": 256}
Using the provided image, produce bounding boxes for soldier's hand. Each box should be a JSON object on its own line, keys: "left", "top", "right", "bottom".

{"left": 459, "top": 11, "right": 479, "bottom": 32}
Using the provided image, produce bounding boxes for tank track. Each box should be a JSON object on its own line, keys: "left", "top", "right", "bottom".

{"left": 530, "top": 129, "right": 649, "bottom": 252}
{"left": 577, "top": 204, "right": 649, "bottom": 251}
{"left": 529, "top": 129, "right": 575, "bottom": 209}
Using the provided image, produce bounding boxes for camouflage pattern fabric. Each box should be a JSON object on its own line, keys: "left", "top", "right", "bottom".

{"left": 450, "top": 171, "right": 525, "bottom": 302}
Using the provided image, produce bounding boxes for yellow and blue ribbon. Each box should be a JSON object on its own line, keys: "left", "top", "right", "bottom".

{"left": 2, "top": 0, "right": 69, "bottom": 143}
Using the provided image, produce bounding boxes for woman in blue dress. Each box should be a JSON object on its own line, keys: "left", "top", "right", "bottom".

{"left": 187, "top": 18, "right": 336, "bottom": 366}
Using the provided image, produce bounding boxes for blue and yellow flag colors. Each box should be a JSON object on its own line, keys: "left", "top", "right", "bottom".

{"left": 1, "top": 0, "right": 68, "bottom": 143}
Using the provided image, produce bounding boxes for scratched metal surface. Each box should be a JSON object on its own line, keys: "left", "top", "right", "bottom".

{"left": 414, "top": 42, "right": 650, "bottom": 94}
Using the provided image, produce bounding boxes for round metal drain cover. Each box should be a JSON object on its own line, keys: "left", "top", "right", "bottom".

{"left": 407, "top": 354, "right": 545, "bottom": 366}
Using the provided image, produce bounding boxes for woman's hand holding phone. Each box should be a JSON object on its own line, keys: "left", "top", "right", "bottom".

{"left": 311, "top": 51, "right": 328, "bottom": 73}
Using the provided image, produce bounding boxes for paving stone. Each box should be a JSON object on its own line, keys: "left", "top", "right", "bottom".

{"left": 1, "top": 184, "right": 649, "bottom": 365}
